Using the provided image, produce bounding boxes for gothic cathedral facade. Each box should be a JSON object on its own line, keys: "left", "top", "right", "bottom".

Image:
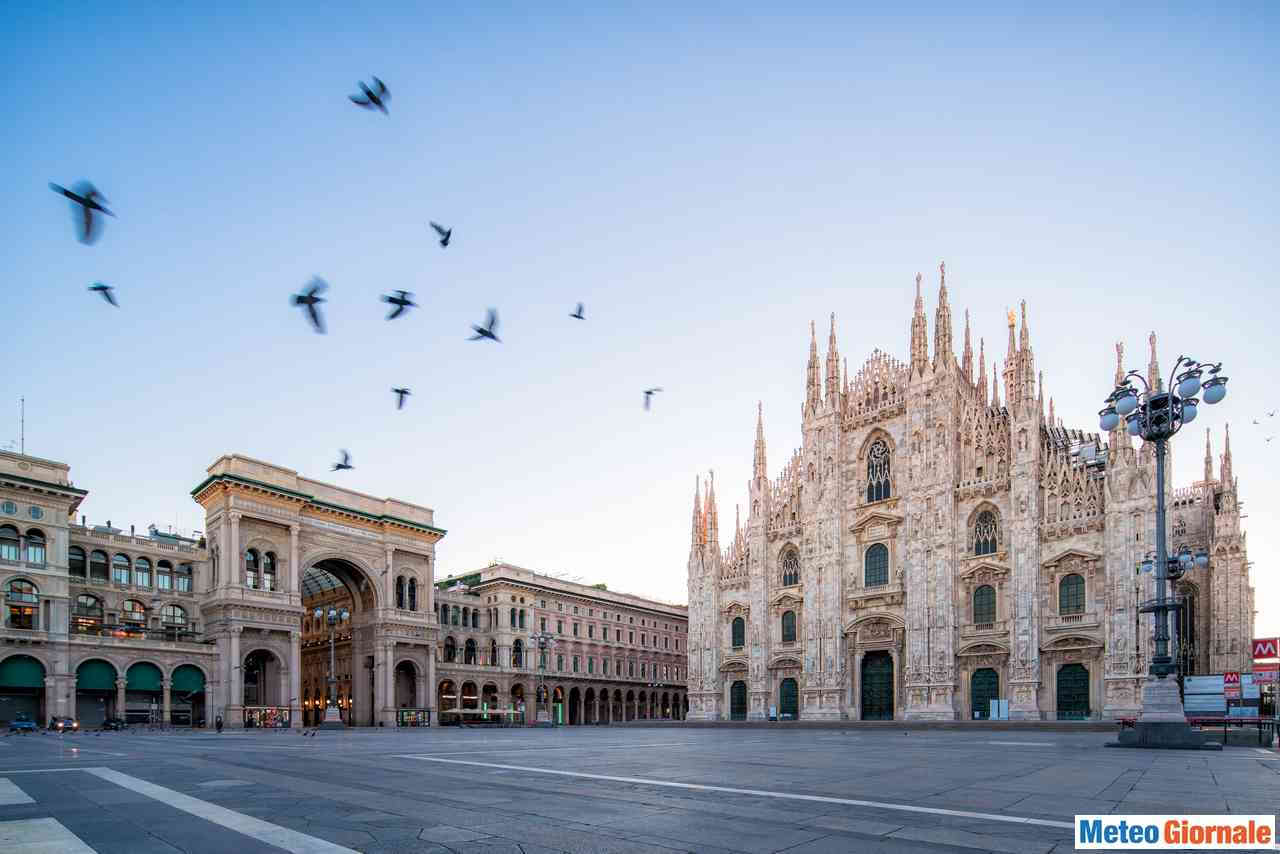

{"left": 686, "top": 266, "right": 1255, "bottom": 721}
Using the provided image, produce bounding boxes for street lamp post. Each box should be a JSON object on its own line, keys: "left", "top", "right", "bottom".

{"left": 1101, "top": 353, "right": 1226, "bottom": 750}
{"left": 314, "top": 605, "right": 350, "bottom": 729}
{"left": 530, "top": 630, "right": 555, "bottom": 726}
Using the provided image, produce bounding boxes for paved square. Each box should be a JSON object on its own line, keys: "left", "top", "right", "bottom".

{"left": 1, "top": 727, "right": 1276, "bottom": 853}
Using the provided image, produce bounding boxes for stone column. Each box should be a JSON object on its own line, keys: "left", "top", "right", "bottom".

{"left": 853, "top": 650, "right": 864, "bottom": 720}
{"left": 44, "top": 675, "right": 56, "bottom": 724}
{"left": 229, "top": 627, "right": 243, "bottom": 726}
{"left": 115, "top": 677, "right": 127, "bottom": 721}
{"left": 290, "top": 631, "right": 302, "bottom": 727}
{"left": 288, "top": 524, "right": 300, "bottom": 594}
{"left": 227, "top": 511, "right": 241, "bottom": 591}
{"left": 425, "top": 645, "right": 436, "bottom": 726}
{"left": 889, "top": 648, "right": 900, "bottom": 720}
{"left": 385, "top": 640, "right": 396, "bottom": 723}
{"left": 161, "top": 677, "right": 171, "bottom": 724}
{"left": 384, "top": 547, "right": 395, "bottom": 609}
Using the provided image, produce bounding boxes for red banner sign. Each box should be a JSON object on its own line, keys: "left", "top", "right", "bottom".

{"left": 1252, "top": 637, "right": 1280, "bottom": 660}
{"left": 1253, "top": 663, "right": 1278, "bottom": 684}
{"left": 1223, "top": 671, "right": 1241, "bottom": 698}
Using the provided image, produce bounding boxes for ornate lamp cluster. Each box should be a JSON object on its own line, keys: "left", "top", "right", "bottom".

{"left": 1099, "top": 356, "right": 1228, "bottom": 439}
{"left": 1138, "top": 544, "right": 1209, "bottom": 582}
{"left": 313, "top": 605, "right": 349, "bottom": 719}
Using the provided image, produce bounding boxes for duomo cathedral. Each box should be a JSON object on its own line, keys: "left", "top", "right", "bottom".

{"left": 686, "top": 265, "right": 1256, "bottom": 721}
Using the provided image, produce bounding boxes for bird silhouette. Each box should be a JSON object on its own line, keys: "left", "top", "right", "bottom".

{"left": 88, "top": 283, "right": 118, "bottom": 307}
{"left": 469, "top": 308, "right": 500, "bottom": 342}
{"left": 50, "top": 181, "right": 115, "bottom": 244}
{"left": 332, "top": 450, "right": 353, "bottom": 471}
{"left": 392, "top": 388, "right": 411, "bottom": 410}
{"left": 570, "top": 302, "right": 585, "bottom": 320}
{"left": 1269, "top": 411, "right": 1277, "bottom": 417}
{"left": 1267, "top": 437, "right": 1275, "bottom": 444}
{"left": 643, "top": 387, "right": 663, "bottom": 410}
{"left": 1254, "top": 420, "right": 1261, "bottom": 425}
{"left": 349, "top": 77, "right": 389, "bottom": 113}
{"left": 430, "top": 222, "right": 452, "bottom": 247}
{"left": 292, "top": 277, "right": 328, "bottom": 334}
{"left": 382, "top": 290, "right": 416, "bottom": 320}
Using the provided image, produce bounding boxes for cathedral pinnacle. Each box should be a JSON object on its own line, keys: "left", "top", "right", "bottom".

{"left": 691, "top": 475, "right": 703, "bottom": 546}
{"left": 806, "top": 320, "right": 821, "bottom": 411}
{"left": 754, "top": 401, "right": 767, "bottom": 481}
{"left": 826, "top": 313, "right": 840, "bottom": 406}
{"left": 962, "top": 308, "right": 973, "bottom": 382}
{"left": 1221, "top": 422, "right": 1233, "bottom": 485}
{"left": 977, "top": 337, "right": 988, "bottom": 404}
{"left": 910, "top": 273, "right": 929, "bottom": 376}
{"left": 991, "top": 360, "right": 1001, "bottom": 408}
{"left": 933, "top": 261, "right": 953, "bottom": 371}
{"left": 706, "top": 471, "right": 719, "bottom": 546}
{"left": 1147, "top": 331, "right": 1161, "bottom": 391}
{"left": 1204, "top": 427, "right": 1214, "bottom": 484}
{"left": 1115, "top": 341, "right": 1125, "bottom": 386}
{"left": 1019, "top": 299, "right": 1030, "bottom": 351}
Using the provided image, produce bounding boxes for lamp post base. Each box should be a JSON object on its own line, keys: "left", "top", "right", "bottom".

{"left": 318, "top": 705, "right": 346, "bottom": 730}
{"left": 1106, "top": 676, "right": 1221, "bottom": 750}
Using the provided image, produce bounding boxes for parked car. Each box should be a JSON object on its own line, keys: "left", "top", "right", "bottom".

{"left": 51, "top": 717, "right": 79, "bottom": 732}
{"left": 100, "top": 717, "right": 127, "bottom": 731}
{"left": 8, "top": 714, "right": 37, "bottom": 733}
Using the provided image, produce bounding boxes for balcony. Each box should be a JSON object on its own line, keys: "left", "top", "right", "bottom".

{"left": 1044, "top": 611, "right": 1100, "bottom": 633}
{"left": 70, "top": 621, "right": 205, "bottom": 645}
{"left": 847, "top": 582, "right": 904, "bottom": 609}
{"left": 960, "top": 619, "right": 1009, "bottom": 639}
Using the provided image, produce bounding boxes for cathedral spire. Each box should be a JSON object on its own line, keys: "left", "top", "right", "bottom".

{"left": 1003, "top": 306, "right": 1016, "bottom": 405}
{"left": 1048, "top": 395, "right": 1055, "bottom": 426}
{"left": 706, "top": 471, "right": 719, "bottom": 547}
{"left": 933, "top": 261, "right": 953, "bottom": 371}
{"left": 842, "top": 357, "right": 849, "bottom": 399}
{"left": 1204, "top": 427, "right": 1214, "bottom": 484}
{"left": 753, "top": 402, "right": 767, "bottom": 482}
{"left": 1019, "top": 299, "right": 1030, "bottom": 351}
{"left": 962, "top": 308, "right": 973, "bottom": 382}
{"left": 806, "top": 321, "right": 821, "bottom": 412}
{"left": 691, "top": 475, "right": 703, "bottom": 546}
{"left": 991, "top": 360, "right": 1001, "bottom": 408}
{"left": 1147, "top": 331, "right": 1161, "bottom": 391}
{"left": 977, "top": 338, "right": 988, "bottom": 404}
{"left": 826, "top": 313, "right": 840, "bottom": 406}
{"left": 1115, "top": 340, "right": 1125, "bottom": 386}
{"left": 1220, "top": 423, "right": 1233, "bottom": 485}
{"left": 910, "top": 272, "right": 929, "bottom": 376}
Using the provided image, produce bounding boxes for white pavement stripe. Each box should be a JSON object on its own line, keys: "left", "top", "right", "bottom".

{"left": 0, "top": 778, "right": 35, "bottom": 805}
{"left": 985, "top": 741, "right": 1053, "bottom": 746}
{"left": 0, "top": 817, "right": 95, "bottom": 852}
{"left": 397, "top": 754, "right": 1075, "bottom": 830}
{"left": 2, "top": 767, "right": 87, "bottom": 774}
{"left": 86, "top": 767, "right": 358, "bottom": 853}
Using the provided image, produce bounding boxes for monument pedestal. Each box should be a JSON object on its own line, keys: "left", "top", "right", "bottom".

{"left": 319, "top": 704, "right": 346, "bottom": 730}
{"left": 1107, "top": 676, "right": 1221, "bottom": 750}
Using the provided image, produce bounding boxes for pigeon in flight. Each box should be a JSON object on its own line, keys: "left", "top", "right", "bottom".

{"left": 570, "top": 302, "right": 585, "bottom": 320}
{"left": 349, "top": 77, "right": 389, "bottom": 113}
{"left": 50, "top": 181, "right": 115, "bottom": 244}
{"left": 430, "top": 222, "right": 452, "bottom": 247}
{"left": 332, "top": 450, "right": 353, "bottom": 472}
{"left": 392, "top": 387, "right": 411, "bottom": 410}
{"left": 1269, "top": 411, "right": 1277, "bottom": 417}
{"left": 643, "top": 387, "right": 663, "bottom": 410}
{"left": 292, "top": 277, "right": 328, "bottom": 334}
{"left": 469, "top": 308, "right": 500, "bottom": 342}
{"left": 382, "top": 290, "right": 417, "bottom": 320}
{"left": 88, "top": 283, "right": 118, "bottom": 307}
{"left": 1267, "top": 436, "right": 1275, "bottom": 444}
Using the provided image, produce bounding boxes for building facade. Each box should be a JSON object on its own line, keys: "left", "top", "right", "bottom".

{"left": 686, "top": 267, "right": 1256, "bottom": 722}
{"left": 3, "top": 450, "right": 687, "bottom": 729}
{"left": 434, "top": 564, "right": 688, "bottom": 725}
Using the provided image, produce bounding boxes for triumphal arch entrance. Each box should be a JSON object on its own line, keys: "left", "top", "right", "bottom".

{"left": 191, "top": 454, "right": 443, "bottom": 727}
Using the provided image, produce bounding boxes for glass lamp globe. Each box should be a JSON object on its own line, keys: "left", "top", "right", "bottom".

{"left": 1202, "top": 377, "right": 1227, "bottom": 404}
{"left": 1178, "top": 550, "right": 1193, "bottom": 566}
{"left": 1177, "top": 371, "right": 1202, "bottom": 398}
{"left": 1115, "top": 390, "right": 1139, "bottom": 416}
{"left": 1195, "top": 552, "right": 1209, "bottom": 568}
{"left": 1181, "top": 400, "right": 1198, "bottom": 423}
{"left": 1140, "top": 557, "right": 1154, "bottom": 574}
{"left": 1126, "top": 416, "right": 1142, "bottom": 436}
{"left": 1099, "top": 408, "right": 1119, "bottom": 431}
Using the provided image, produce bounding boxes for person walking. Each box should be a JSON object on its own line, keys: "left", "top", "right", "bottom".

{"left": 215, "top": 714, "right": 223, "bottom": 733}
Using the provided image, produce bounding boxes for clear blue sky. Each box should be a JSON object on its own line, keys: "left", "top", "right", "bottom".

{"left": 1, "top": 4, "right": 1275, "bottom": 636}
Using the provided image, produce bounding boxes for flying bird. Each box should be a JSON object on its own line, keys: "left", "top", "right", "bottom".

{"left": 349, "top": 76, "right": 389, "bottom": 113}
{"left": 292, "top": 277, "right": 328, "bottom": 333}
{"left": 469, "top": 308, "right": 500, "bottom": 342}
{"left": 392, "top": 388, "right": 411, "bottom": 410}
{"left": 88, "top": 283, "right": 117, "bottom": 307}
{"left": 50, "top": 181, "right": 115, "bottom": 244}
{"left": 382, "top": 290, "right": 416, "bottom": 320}
{"left": 1269, "top": 411, "right": 1277, "bottom": 417}
{"left": 332, "top": 450, "right": 353, "bottom": 471}
{"left": 1267, "top": 436, "right": 1275, "bottom": 444}
{"left": 570, "top": 302, "right": 585, "bottom": 320}
{"left": 430, "top": 222, "right": 452, "bottom": 247}
{"left": 643, "top": 387, "right": 663, "bottom": 410}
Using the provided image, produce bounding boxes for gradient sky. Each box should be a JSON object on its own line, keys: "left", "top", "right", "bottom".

{"left": 2, "top": 4, "right": 1275, "bottom": 636}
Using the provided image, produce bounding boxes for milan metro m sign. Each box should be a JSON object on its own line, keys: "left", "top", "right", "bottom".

{"left": 1252, "top": 637, "right": 1279, "bottom": 660}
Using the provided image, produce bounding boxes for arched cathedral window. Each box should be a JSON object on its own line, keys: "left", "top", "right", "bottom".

{"left": 866, "top": 439, "right": 891, "bottom": 502}
{"left": 780, "top": 549, "right": 800, "bottom": 587}
{"left": 864, "top": 543, "right": 889, "bottom": 587}
{"left": 974, "top": 510, "right": 999, "bottom": 556}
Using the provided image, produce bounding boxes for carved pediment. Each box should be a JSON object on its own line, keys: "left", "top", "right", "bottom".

{"left": 768, "top": 655, "right": 802, "bottom": 670}
{"left": 850, "top": 509, "right": 902, "bottom": 538}
{"left": 959, "top": 561, "right": 1009, "bottom": 583}
{"left": 957, "top": 642, "right": 1009, "bottom": 657}
{"left": 770, "top": 591, "right": 803, "bottom": 608}
{"left": 1043, "top": 635, "right": 1103, "bottom": 651}
{"left": 844, "top": 613, "right": 905, "bottom": 635}
{"left": 721, "top": 601, "right": 750, "bottom": 618}
{"left": 719, "top": 657, "right": 748, "bottom": 673}
{"left": 1042, "top": 547, "right": 1103, "bottom": 569}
